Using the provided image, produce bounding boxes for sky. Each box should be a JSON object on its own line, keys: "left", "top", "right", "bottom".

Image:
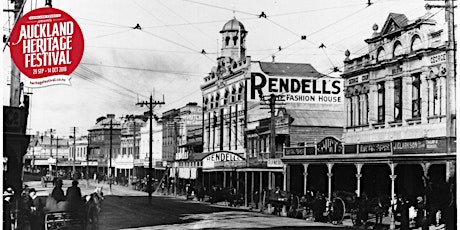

{"left": 2, "top": 0, "right": 444, "bottom": 138}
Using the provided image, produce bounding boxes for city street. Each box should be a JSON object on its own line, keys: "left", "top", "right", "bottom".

{"left": 24, "top": 178, "right": 354, "bottom": 230}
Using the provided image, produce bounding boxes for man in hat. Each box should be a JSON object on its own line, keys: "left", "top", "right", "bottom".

{"left": 3, "top": 188, "right": 15, "bottom": 230}
{"left": 28, "top": 188, "right": 44, "bottom": 230}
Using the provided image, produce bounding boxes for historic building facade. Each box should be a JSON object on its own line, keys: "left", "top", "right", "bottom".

{"left": 339, "top": 11, "right": 455, "bottom": 205}
{"left": 200, "top": 18, "right": 249, "bottom": 193}
{"left": 200, "top": 18, "right": 345, "bottom": 207}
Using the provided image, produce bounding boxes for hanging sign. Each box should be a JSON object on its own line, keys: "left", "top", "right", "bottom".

{"left": 9, "top": 7, "right": 84, "bottom": 87}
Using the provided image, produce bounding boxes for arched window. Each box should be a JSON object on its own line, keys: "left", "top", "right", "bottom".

{"left": 411, "top": 35, "right": 422, "bottom": 52}
{"left": 393, "top": 41, "right": 403, "bottom": 57}
{"left": 231, "top": 87, "right": 237, "bottom": 103}
{"left": 210, "top": 96, "right": 214, "bottom": 109}
{"left": 238, "top": 86, "right": 244, "bottom": 101}
{"left": 223, "top": 90, "right": 229, "bottom": 105}
{"left": 215, "top": 93, "right": 220, "bottom": 107}
{"left": 233, "top": 36, "right": 238, "bottom": 46}
{"left": 225, "top": 36, "right": 230, "bottom": 46}
{"left": 376, "top": 47, "right": 386, "bottom": 62}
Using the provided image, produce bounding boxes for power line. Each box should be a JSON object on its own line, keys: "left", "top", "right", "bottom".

{"left": 140, "top": 30, "right": 215, "bottom": 63}
{"left": 80, "top": 62, "right": 207, "bottom": 76}
{"left": 181, "top": 0, "right": 258, "bottom": 16}
{"left": 86, "top": 29, "right": 133, "bottom": 40}
{"left": 133, "top": 0, "right": 200, "bottom": 50}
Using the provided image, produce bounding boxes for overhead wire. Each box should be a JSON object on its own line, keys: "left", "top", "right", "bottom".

{"left": 156, "top": 0, "right": 216, "bottom": 42}
{"left": 133, "top": 0, "right": 200, "bottom": 51}
{"left": 181, "top": 0, "right": 258, "bottom": 17}
{"left": 79, "top": 65, "right": 149, "bottom": 99}
{"left": 140, "top": 29, "right": 215, "bottom": 63}
{"left": 86, "top": 28, "right": 133, "bottom": 40}
{"left": 80, "top": 62, "right": 206, "bottom": 76}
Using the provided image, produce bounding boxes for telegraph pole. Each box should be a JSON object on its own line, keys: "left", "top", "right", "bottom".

{"left": 4, "top": 0, "right": 24, "bottom": 106}
{"left": 55, "top": 136, "right": 60, "bottom": 177}
{"left": 102, "top": 119, "right": 119, "bottom": 194}
{"left": 259, "top": 94, "right": 285, "bottom": 159}
{"left": 48, "top": 129, "right": 55, "bottom": 173}
{"left": 136, "top": 95, "right": 165, "bottom": 204}
{"left": 70, "top": 126, "right": 78, "bottom": 178}
{"left": 86, "top": 134, "right": 91, "bottom": 188}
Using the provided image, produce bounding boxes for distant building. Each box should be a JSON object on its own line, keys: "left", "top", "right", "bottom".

{"left": 114, "top": 115, "right": 146, "bottom": 182}
{"left": 25, "top": 131, "right": 69, "bottom": 174}
{"left": 88, "top": 114, "right": 121, "bottom": 176}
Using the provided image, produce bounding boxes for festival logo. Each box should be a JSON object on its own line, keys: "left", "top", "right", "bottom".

{"left": 9, "top": 7, "right": 84, "bottom": 87}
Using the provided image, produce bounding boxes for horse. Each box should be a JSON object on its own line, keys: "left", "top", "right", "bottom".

{"left": 84, "top": 187, "right": 104, "bottom": 230}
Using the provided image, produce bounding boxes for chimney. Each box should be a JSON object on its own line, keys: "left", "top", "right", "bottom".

{"left": 107, "top": 114, "right": 115, "bottom": 119}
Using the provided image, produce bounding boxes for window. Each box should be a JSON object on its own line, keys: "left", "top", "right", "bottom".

{"left": 394, "top": 78, "right": 402, "bottom": 121}
{"left": 225, "top": 36, "right": 230, "bottom": 46}
{"left": 432, "top": 78, "right": 438, "bottom": 115}
{"left": 238, "top": 86, "right": 243, "bottom": 101}
{"left": 376, "top": 47, "right": 386, "bottom": 62}
{"left": 233, "top": 36, "right": 238, "bottom": 46}
{"left": 210, "top": 96, "right": 214, "bottom": 109}
{"left": 412, "top": 74, "right": 421, "bottom": 118}
{"left": 393, "top": 41, "right": 404, "bottom": 57}
{"left": 231, "top": 87, "right": 236, "bottom": 103}
{"left": 363, "top": 94, "right": 369, "bottom": 125}
{"left": 215, "top": 93, "right": 220, "bottom": 108}
{"left": 223, "top": 90, "right": 229, "bottom": 105}
{"left": 377, "top": 82, "right": 385, "bottom": 122}
{"left": 411, "top": 35, "right": 422, "bottom": 52}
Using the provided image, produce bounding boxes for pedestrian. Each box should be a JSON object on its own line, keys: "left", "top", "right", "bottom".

{"left": 400, "top": 196, "right": 410, "bottom": 230}
{"left": 66, "top": 180, "right": 83, "bottom": 213}
{"left": 3, "top": 188, "right": 15, "bottom": 230}
{"left": 28, "top": 188, "right": 44, "bottom": 230}
{"left": 415, "top": 196, "right": 429, "bottom": 230}
{"left": 253, "top": 191, "right": 260, "bottom": 209}
{"left": 51, "top": 179, "right": 66, "bottom": 202}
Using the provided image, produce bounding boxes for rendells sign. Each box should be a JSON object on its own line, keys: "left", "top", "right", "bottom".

{"left": 249, "top": 72, "right": 344, "bottom": 104}
{"left": 9, "top": 7, "right": 84, "bottom": 87}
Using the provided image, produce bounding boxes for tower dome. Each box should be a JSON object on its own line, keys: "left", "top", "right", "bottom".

{"left": 220, "top": 18, "right": 246, "bottom": 33}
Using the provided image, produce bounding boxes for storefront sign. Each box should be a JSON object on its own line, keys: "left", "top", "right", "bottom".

{"left": 249, "top": 71, "right": 343, "bottom": 104}
{"left": 392, "top": 139, "right": 426, "bottom": 153}
{"left": 317, "top": 136, "right": 342, "bottom": 154}
{"left": 202, "top": 151, "right": 245, "bottom": 168}
{"left": 284, "top": 147, "right": 305, "bottom": 156}
{"left": 267, "top": 158, "right": 283, "bottom": 168}
{"left": 9, "top": 7, "right": 84, "bottom": 87}
{"left": 392, "top": 138, "right": 449, "bottom": 154}
{"left": 359, "top": 142, "right": 391, "bottom": 153}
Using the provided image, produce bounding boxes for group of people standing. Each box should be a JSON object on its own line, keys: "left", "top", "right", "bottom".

{"left": 3, "top": 179, "right": 85, "bottom": 230}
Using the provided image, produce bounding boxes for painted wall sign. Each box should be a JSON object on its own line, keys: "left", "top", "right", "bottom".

{"left": 9, "top": 7, "right": 84, "bottom": 87}
{"left": 359, "top": 142, "right": 391, "bottom": 153}
{"left": 249, "top": 72, "right": 344, "bottom": 104}
{"left": 430, "top": 53, "right": 446, "bottom": 65}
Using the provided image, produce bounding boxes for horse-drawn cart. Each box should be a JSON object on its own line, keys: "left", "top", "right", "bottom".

{"left": 45, "top": 211, "right": 84, "bottom": 230}
{"left": 44, "top": 189, "right": 103, "bottom": 230}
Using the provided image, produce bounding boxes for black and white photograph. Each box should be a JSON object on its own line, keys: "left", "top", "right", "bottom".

{"left": 2, "top": 0, "right": 457, "bottom": 229}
